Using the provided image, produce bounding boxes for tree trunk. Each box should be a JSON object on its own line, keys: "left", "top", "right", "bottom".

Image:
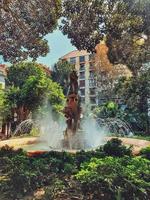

{"left": 16, "top": 106, "right": 31, "bottom": 123}
{"left": 1, "top": 122, "right": 6, "bottom": 136}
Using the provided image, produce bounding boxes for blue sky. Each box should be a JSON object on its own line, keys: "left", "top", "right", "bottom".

{"left": 37, "top": 29, "right": 76, "bottom": 68}
{"left": 0, "top": 29, "right": 76, "bottom": 67}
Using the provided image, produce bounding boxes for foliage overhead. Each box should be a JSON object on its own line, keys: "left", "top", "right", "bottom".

{"left": 0, "top": 0, "right": 61, "bottom": 63}
{"left": 61, "top": 0, "right": 150, "bottom": 74}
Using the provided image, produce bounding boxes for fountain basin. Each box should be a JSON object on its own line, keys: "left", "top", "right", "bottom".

{"left": 0, "top": 136, "right": 150, "bottom": 156}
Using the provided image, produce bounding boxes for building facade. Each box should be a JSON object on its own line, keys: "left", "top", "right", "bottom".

{"left": 60, "top": 47, "right": 132, "bottom": 108}
{"left": 0, "top": 64, "right": 6, "bottom": 89}
{"left": 0, "top": 64, "right": 7, "bottom": 135}
{"left": 61, "top": 50, "right": 98, "bottom": 107}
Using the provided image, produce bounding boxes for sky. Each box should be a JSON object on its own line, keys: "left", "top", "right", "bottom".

{"left": 0, "top": 29, "right": 76, "bottom": 68}
{"left": 37, "top": 29, "right": 76, "bottom": 68}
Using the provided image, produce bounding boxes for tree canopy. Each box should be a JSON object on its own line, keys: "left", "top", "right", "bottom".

{"left": 5, "top": 62, "right": 65, "bottom": 122}
{"left": 114, "top": 68, "right": 150, "bottom": 132}
{"left": 0, "top": 0, "right": 61, "bottom": 63}
{"left": 51, "top": 60, "right": 75, "bottom": 95}
{"left": 61, "top": 0, "right": 150, "bottom": 75}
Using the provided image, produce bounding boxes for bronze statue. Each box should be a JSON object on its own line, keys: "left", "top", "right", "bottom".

{"left": 63, "top": 70, "right": 81, "bottom": 146}
{"left": 69, "top": 70, "right": 78, "bottom": 94}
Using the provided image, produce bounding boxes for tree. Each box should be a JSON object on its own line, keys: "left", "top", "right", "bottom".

{"left": 114, "top": 69, "right": 150, "bottom": 133}
{"left": 61, "top": 0, "right": 150, "bottom": 75}
{"left": 0, "top": 0, "right": 61, "bottom": 63}
{"left": 95, "top": 43, "right": 119, "bottom": 101}
{"left": 51, "top": 60, "right": 75, "bottom": 95}
{"left": 0, "top": 87, "right": 12, "bottom": 137}
{"left": 94, "top": 43, "right": 132, "bottom": 101}
{"left": 5, "top": 62, "right": 65, "bottom": 123}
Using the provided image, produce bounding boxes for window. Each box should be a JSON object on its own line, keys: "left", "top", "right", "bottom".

{"left": 90, "top": 97, "right": 96, "bottom": 104}
{"left": 80, "top": 64, "right": 85, "bottom": 71}
{"left": 89, "top": 79, "right": 96, "bottom": 87}
{"left": 89, "top": 62, "right": 95, "bottom": 70}
{"left": 70, "top": 57, "right": 76, "bottom": 64}
{"left": 89, "top": 71, "right": 95, "bottom": 78}
{"left": 80, "top": 89, "right": 85, "bottom": 96}
{"left": 89, "top": 88, "right": 96, "bottom": 95}
{"left": 79, "top": 56, "right": 85, "bottom": 63}
{"left": 79, "top": 71, "right": 85, "bottom": 79}
{"left": 80, "top": 80, "right": 85, "bottom": 87}
{"left": 81, "top": 97, "right": 85, "bottom": 103}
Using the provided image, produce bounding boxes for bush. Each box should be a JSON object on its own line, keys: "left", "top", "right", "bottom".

{"left": 0, "top": 145, "right": 26, "bottom": 158}
{"left": 75, "top": 148, "right": 105, "bottom": 168}
{"left": 43, "top": 178, "right": 65, "bottom": 200}
{"left": 140, "top": 146, "right": 150, "bottom": 160}
{"left": 75, "top": 157, "right": 150, "bottom": 200}
{"left": 103, "top": 138, "right": 132, "bottom": 157}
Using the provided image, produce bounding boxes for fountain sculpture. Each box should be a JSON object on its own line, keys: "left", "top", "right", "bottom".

{"left": 62, "top": 70, "right": 82, "bottom": 149}
{"left": 12, "top": 70, "right": 134, "bottom": 152}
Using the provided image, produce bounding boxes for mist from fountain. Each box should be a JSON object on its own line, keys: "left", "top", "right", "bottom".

{"left": 13, "top": 106, "right": 133, "bottom": 152}
{"left": 14, "top": 119, "right": 33, "bottom": 136}
{"left": 37, "top": 110, "right": 65, "bottom": 150}
{"left": 82, "top": 115, "right": 107, "bottom": 148}
{"left": 97, "top": 117, "right": 133, "bottom": 136}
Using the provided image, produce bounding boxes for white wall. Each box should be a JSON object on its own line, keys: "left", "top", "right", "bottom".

{"left": 0, "top": 74, "right": 5, "bottom": 89}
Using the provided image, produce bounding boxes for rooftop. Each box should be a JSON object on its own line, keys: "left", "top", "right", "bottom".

{"left": 61, "top": 50, "right": 90, "bottom": 59}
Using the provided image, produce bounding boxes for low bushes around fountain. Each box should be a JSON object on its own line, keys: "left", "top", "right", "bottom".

{"left": 75, "top": 156, "right": 150, "bottom": 200}
{"left": 0, "top": 138, "right": 150, "bottom": 200}
{"left": 140, "top": 146, "right": 150, "bottom": 160}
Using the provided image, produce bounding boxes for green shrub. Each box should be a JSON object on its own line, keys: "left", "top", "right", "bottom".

{"left": 75, "top": 148, "right": 105, "bottom": 168}
{"left": 103, "top": 138, "right": 132, "bottom": 157}
{"left": 75, "top": 157, "right": 150, "bottom": 200}
{"left": 63, "top": 163, "right": 77, "bottom": 174}
{"left": 140, "top": 146, "right": 150, "bottom": 160}
{"left": 0, "top": 145, "right": 26, "bottom": 158}
{"left": 43, "top": 178, "right": 65, "bottom": 200}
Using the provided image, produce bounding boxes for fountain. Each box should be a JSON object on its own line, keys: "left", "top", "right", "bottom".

{"left": 7, "top": 70, "right": 134, "bottom": 153}
{"left": 14, "top": 119, "right": 33, "bottom": 135}
{"left": 97, "top": 118, "right": 133, "bottom": 136}
{"left": 62, "top": 70, "right": 85, "bottom": 149}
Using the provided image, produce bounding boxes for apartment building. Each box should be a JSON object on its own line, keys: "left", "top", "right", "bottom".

{"left": 0, "top": 64, "right": 7, "bottom": 134}
{"left": 61, "top": 50, "right": 98, "bottom": 107}
{"left": 0, "top": 64, "right": 6, "bottom": 89}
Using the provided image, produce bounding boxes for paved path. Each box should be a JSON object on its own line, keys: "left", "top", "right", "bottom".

{"left": 0, "top": 136, "right": 150, "bottom": 155}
